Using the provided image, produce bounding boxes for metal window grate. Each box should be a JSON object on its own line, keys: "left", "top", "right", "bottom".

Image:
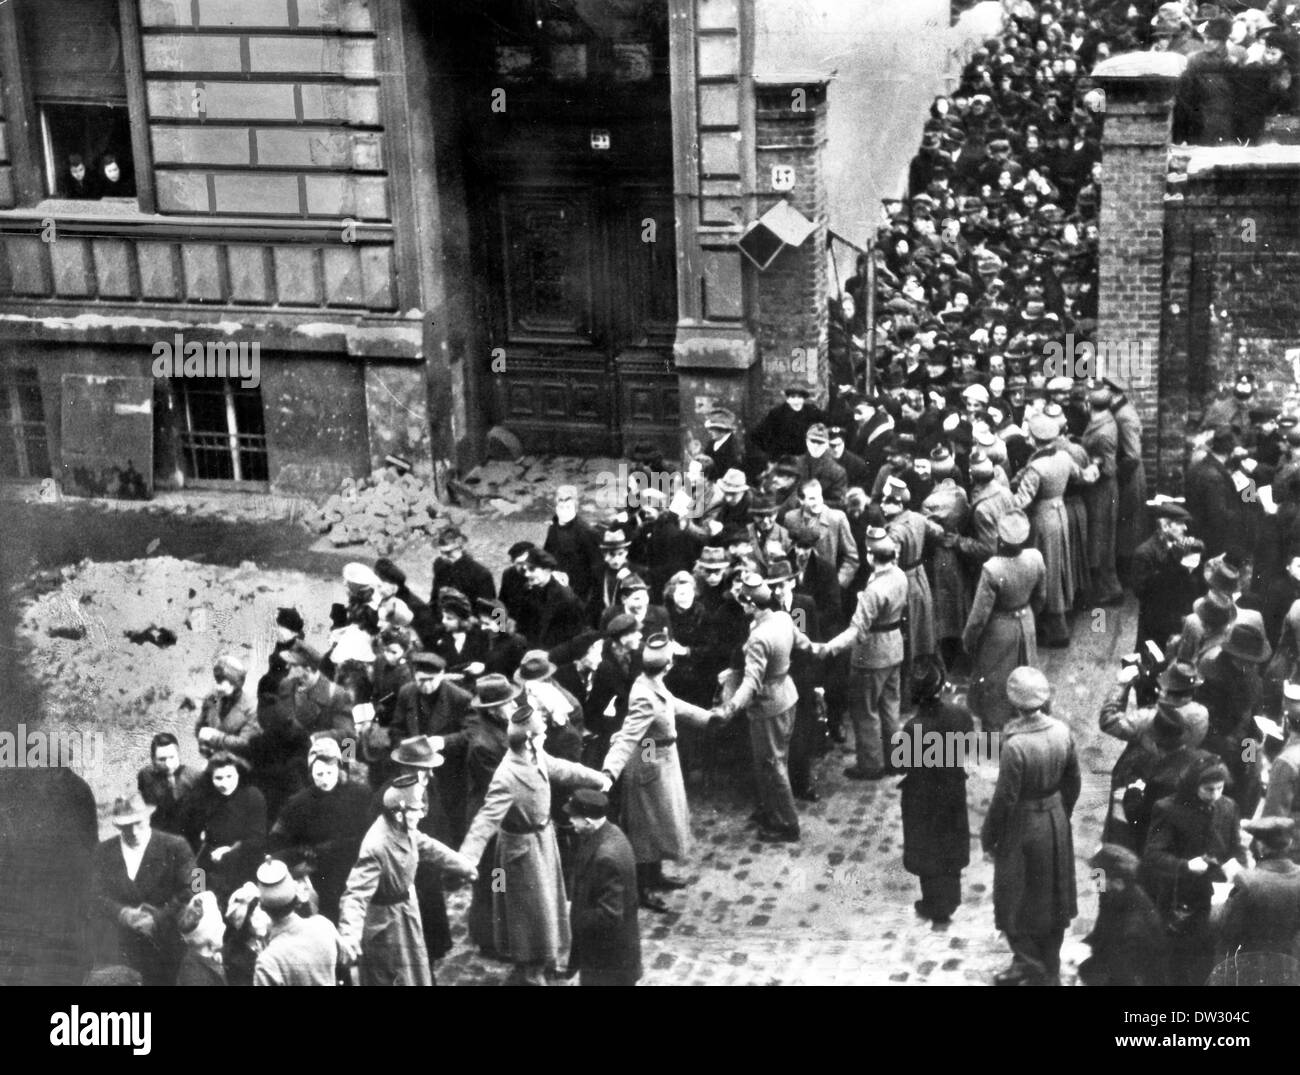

{"left": 0, "top": 368, "right": 52, "bottom": 479}
{"left": 175, "top": 378, "right": 269, "bottom": 484}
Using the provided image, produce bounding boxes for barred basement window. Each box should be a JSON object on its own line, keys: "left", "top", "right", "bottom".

{"left": 175, "top": 379, "right": 269, "bottom": 486}
{"left": 0, "top": 368, "right": 51, "bottom": 479}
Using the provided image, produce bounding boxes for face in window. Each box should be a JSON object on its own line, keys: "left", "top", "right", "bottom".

{"left": 102, "top": 158, "right": 121, "bottom": 184}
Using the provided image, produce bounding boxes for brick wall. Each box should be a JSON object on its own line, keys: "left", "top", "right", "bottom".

{"left": 1093, "top": 59, "right": 1181, "bottom": 486}
{"left": 754, "top": 80, "right": 828, "bottom": 408}
{"left": 1164, "top": 165, "right": 1300, "bottom": 488}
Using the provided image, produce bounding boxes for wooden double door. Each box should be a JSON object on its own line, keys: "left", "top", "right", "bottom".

{"left": 482, "top": 154, "right": 679, "bottom": 456}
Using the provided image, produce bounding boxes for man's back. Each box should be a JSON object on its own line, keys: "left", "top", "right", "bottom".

{"left": 254, "top": 913, "right": 340, "bottom": 986}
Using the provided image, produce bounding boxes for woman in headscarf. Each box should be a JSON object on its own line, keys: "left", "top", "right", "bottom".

{"left": 195, "top": 655, "right": 258, "bottom": 761}
{"left": 181, "top": 751, "right": 267, "bottom": 905}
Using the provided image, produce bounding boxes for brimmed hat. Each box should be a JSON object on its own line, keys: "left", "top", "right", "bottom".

{"left": 1006, "top": 666, "right": 1050, "bottom": 710}
{"left": 1088, "top": 843, "right": 1141, "bottom": 881}
{"left": 471, "top": 673, "right": 521, "bottom": 709}
{"left": 1205, "top": 556, "right": 1240, "bottom": 594}
{"left": 1242, "top": 816, "right": 1296, "bottom": 849}
{"left": 525, "top": 548, "right": 558, "bottom": 571}
{"left": 1193, "top": 590, "right": 1235, "bottom": 631}
{"left": 696, "top": 546, "right": 730, "bottom": 570}
{"left": 784, "top": 384, "right": 812, "bottom": 398}
{"left": 566, "top": 788, "right": 610, "bottom": 819}
{"left": 276, "top": 606, "right": 305, "bottom": 634}
{"left": 764, "top": 558, "right": 796, "bottom": 584}
{"left": 1148, "top": 501, "right": 1191, "bottom": 522}
{"left": 738, "top": 571, "right": 772, "bottom": 605}
{"left": 344, "top": 562, "right": 381, "bottom": 590}
{"left": 383, "top": 775, "right": 426, "bottom": 812}
{"left": 1158, "top": 660, "right": 1199, "bottom": 695}
{"left": 475, "top": 596, "right": 506, "bottom": 619}
{"left": 704, "top": 408, "right": 738, "bottom": 432}
{"left": 867, "top": 526, "right": 897, "bottom": 557}
{"left": 600, "top": 528, "right": 632, "bottom": 551}
{"left": 717, "top": 468, "right": 749, "bottom": 494}
{"left": 390, "top": 735, "right": 445, "bottom": 769}
{"left": 805, "top": 423, "right": 830, "bottom": 445}
{"left": 1150, "top": 701, "right": 1189, "bottom": 747}
{"left": 997, "top": 510, "right": 1031, "bottom": 545}
{"left": 308, "top": 736, "right": 343, "bottom": 765}
{"left": 515, "top": 650, "right": 558, "bottom": 681}
{"left": 255, "top": 858, "right": 298, "bottom": 910}
{"left": 748, "top": 495, "right": 780, "bottom": 518}
{"left": 1222, "top": 621, "right": 1272, "bottom": 664}
{"left": 110, "top": 793, "right": 151, "bottom": 826}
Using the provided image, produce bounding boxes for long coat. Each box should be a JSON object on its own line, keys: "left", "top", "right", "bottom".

{"left": 268, "top": 779, "right": 374, "bottom": 923}
{"left": 1185, "top": 453, "right": 1245, "bottom": 558}
{"left": 962, "top": 549, "right": 1045, "bottom": 731}
{"left": 1113, "top": 397, "right": 1148, "bottom": 559}
{"left": 957, "top": 479, "right": 1016, "bottom": 569}
{"left": 339, "top": 815, "right": 475, "bottom": 986}
{"left": 459, "top": 747, "right": 605, "bottom": 965}
{"left": 1131, "top": 534, "right": 1201, "bottom": 651}
{"left": 1081, "top": 409, "right": 1120, "bottom": 585}
{"left": 980, "top": 712, "right": 1080, "bottom": 934}
{"left": 603, "top": 673, "right": 711, "bottom": 863}
{"left": 887, "top": 509, "right": 937, "bottom": 659}
{"left": 897, "top": 696, "right": 974, "bottom": 876}
{"left": 1061, "top": 437, "right": 1092, "bottom": 601}
{"left": 567, "top": 820, "right": 642, "bottom": 982}
{"left": 1013, "top": 444, "right": 1080, "bottom": 615}
{"left": 921, "top": 479, "right": 971, "bottom": 642}
{"left": 1218, "top": 858, "right": 1300, "bottom": 957}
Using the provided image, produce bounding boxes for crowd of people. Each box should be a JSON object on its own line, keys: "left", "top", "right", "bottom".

{"left": 80, "top": 0, "right": 1300, "bottom": 989}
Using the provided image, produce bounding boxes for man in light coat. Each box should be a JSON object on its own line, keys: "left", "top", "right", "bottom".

{"left": 781, "top": 478, "right": 859, "bottom": 591}
{"left": 338, "top": 776, "right": 476, "bottom": 986}
{"left": 982, "top": 667, "right": 1080, "bottom": 986}
{"left": 459, "top": 706, "right": 608, "bottom": 985}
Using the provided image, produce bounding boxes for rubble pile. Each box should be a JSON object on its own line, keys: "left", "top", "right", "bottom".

{"left": 453, "top": 455, "right": 621, "bottom": 519}
{"left": 302, "top": 466, "right": 446, "bottom": 553}
{"left": 14, "top": 556, "right": 336, "bottom": 814}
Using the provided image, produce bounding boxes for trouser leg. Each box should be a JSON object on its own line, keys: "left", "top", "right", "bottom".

{"left": 920, "top": 873, "right": 961, "bottom": 920}
{"left": 879, "top": 665, "right": 901, "bottom": 768}
{"left": 748, "top": 706, "right": 800, "bottom": 832}
{"left": 788, "top": 697, "right": 819, "bottom": 795}
{"left": 850, "top": 667, "right": 882, "bottom": 772}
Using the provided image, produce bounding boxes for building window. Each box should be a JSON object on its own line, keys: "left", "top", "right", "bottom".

{"left": 11, "top": 0, "right": 147, "bottom": 204}
{"left": 175, "top": 379, "right": 270, "bottom": 485}
{"left": 0, "top": 368, "right": 51, "bottom": 479}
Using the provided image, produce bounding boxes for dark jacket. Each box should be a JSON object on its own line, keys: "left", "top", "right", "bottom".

{"left": 176, "top": 948, "right": 228, "bottom": 986}
{"left": 1219, "top": 856, "right": 1300, "bottom": 958}
{"left": 1131, "top": 533, "right": 1202, "bottom": 651}
{"left": 1142, "top": 771, "right": 1245, "bottom": 921}
{"left": 545, "top": 516, "right": 603, "bottom": 607}
{"left": 268, "top": 779, "right": 374, "bottom": 923}
{"left": 751, "top": 401, "right": 827, "bottom": 467}
{"left": 517, "top": 577, "right": 587, "bottom": 650}
{"left": 137, "top": 764, "right": 200, "bottom": 836}
{"left": 640, "top": 516, "right": 704, "bottom": 598}
{"left": 180, "top": 781, "right": 267, "bottom": 899}
{"left": 567, "top": 820, "right": 642, "bottom": 982}
{"left": 795, "top": 551, "right": 845, "bottom": 633}
{"left": 1079, "top": 884, "right": 1168, "bottom": 987}
{"left": 898, "top": 696, "right": 975, "bottom": 877}
{"left": 91, "top": 830, "right": 196, "bottom": 985}
{"left": 1184, "top": 453, "right": 1245, "bottom": 558}
{"left": 431, "top": 553, "right": 496, "bottom": 607}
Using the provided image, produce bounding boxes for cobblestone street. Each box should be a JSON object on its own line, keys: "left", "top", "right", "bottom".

{"left": 438, "top": 604, "right": 1129, "bottom": 986}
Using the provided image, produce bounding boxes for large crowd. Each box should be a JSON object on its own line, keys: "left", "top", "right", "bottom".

{"left": 82, "top": 0, "right": 1300, "bottom": 989}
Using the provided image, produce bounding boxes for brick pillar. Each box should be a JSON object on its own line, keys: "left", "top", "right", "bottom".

{"left": 1092, "top": 53, "right": 1184, "bottom": 483}
{"left": 754, "top": 78, "right": 829, "bottom": 407}
{"left": 670, "top": 0, "right": 762, "bottom": 447}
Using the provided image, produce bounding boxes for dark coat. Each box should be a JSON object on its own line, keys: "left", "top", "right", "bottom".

{"left": 499, "top": 566, "right": 530, "bottom": 626}
{"left": 176, "top": 949, "right": 228, "bottom": 986}
{"left": 705, "top": 433, "right": 744, "bottom": 481}
{"left": 1196, "top": 653, "right": 1264, "bottom": 814}
{"left": 586, "top": 648, "right": 639, "bottom": 764}
{"left": 640, "top": 517, "right": 704, "bottom": 598}
{"left": 1079, "top": 885, "right": 1168, "bottom": 987}
{"left": 567, "top": 820, "right": 642, "bottom": 983}
{"left": 91, "top": 830, "right": 196, "bottom": 985}
{"left": 664, "top": 599, "right": 712, "bottom": 706}
{"left": 1184, "top": 453, "right": 1246, "bottom": 559}
{"left": 181, "top": 782, "right": 267, "bottom": 901}
{"left": 897, "top": 696, "right": 974, "bottom": 876}
{"left": 395, "top": 678, "right": 474, "bottom": 842}
{"left": 431, "top": 553, "right": 496, "bottom": 607}
{"left": 137, "top": 764, "right": 200, "bottom": 836}
{"left": 268, "top": 779, "right": 374, "bottom": 923}
{"left": 751, "top": 401, "right": 827, "bottom": 466}
{"left": 1142, "top": 778, "right": 1245, "bottom": 922}
{"left": 517, "top": 577, "right": 587, "bottom": 650}
{"left": 545, "top": 516, "right": 603, "bottom": 606}
{"left": 1131, "top": 533, "right": 1201, "bottom": 651}
{"left": 795, "top": 551, "right": 845, "bottom": 633}
{"left": 1219, "top": 857, "right": 1300, "bottom": 957}
{"left": 981, "top": 712, "right": 1080, "bottom": 934}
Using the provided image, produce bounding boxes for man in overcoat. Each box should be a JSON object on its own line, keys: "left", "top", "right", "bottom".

{"left": 981, "top": 666, "right": 1080, "bottom": 986}
{"left": 565, "top": 789, "right": 642, "bottom": 986}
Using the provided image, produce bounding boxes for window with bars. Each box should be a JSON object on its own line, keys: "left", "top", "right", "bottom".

{"left": 175, "top": 378, "right": 269, "bottom": 485}
{"left": 0, "top": 368, "right": 51, "bottom": 479}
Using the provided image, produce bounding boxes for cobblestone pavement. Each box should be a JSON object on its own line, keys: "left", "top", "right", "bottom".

{"left": 437, "top": 604, "right": 1132, "bottom": 987}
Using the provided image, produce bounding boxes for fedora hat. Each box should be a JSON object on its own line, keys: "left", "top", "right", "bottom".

{"left": 471, "top": 673, "right": 522, "bottom": 709}
{"left": 600, "top": 528, "right": 631, "bottom": 550}
{"left": 717, "top": 468, "right": 749, "bottom": 494}
{"left": 1006, "top": 666, "right": 1050, "bottom": 710}
{"left": 343, "top": 562, "right": 381, "bottom": 590}
{"left": 515, "top": 650, "right": 558, "bottom": 682}
{"left": 704, "top": 408, "right": 738, "bottom": 432}
{"left": 764, "top": 558, "right": 796, "bottom": 584}
{"left": 1222, "top": 621, "right": 1272, "bottom": 664}
{"left": 1158, "top": 660, "right": 1199, "bottom": 696}
{"left": 1193, "top": 590, "right": 1235, "bottom": 631}
{"left": 696, "top": 546, "right": 731, "bottom": 570}
{"left": 390, "top": 735, "right": 445, "bottom": 769}
{"left": 617, "top": 573, "right": 649, "bottom": 596}
{"left": 438, "top": 588, "right": 472, "bottom": 619}
{"left": 110, "top": 793, "right": 151, "bottom": 827}
{"left": 410, "top": 651, "right": 447, "bottom": 674}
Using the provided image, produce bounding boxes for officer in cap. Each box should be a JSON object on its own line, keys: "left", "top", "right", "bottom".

{"left": 1219, "top": 817, "right": 1300, "bottom": 957}
{"left": 253, "top": 857, "right": 344, "bottom": 986}
{"left": 982, "top": 667, "right": 1081, "bottom": 986}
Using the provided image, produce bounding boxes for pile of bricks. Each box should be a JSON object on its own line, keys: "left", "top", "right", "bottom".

{"left": 303, "top": 466, "right": 443, "bottom": 553}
